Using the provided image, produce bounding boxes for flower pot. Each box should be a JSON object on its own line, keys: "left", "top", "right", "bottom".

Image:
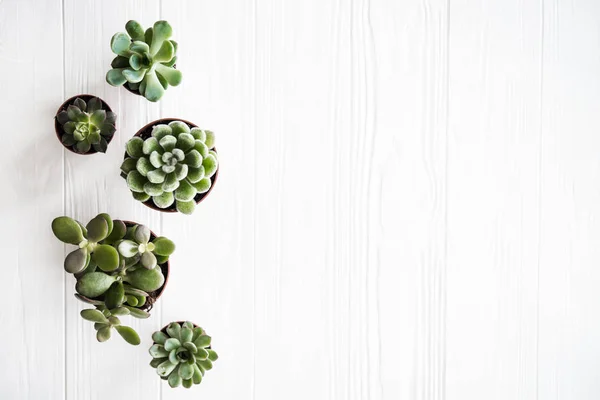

{"left": 77, "top": 220, "right": 169, "bottom": 312}
{"left": 124, "top": 118, "right": 219, "bottom": 213}
{"left": 54, "top": 94, "right": 115, "bottom": 155}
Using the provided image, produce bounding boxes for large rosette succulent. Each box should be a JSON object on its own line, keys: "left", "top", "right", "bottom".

{"left": 121, "top": 120, "right": 218, "bottom": 215}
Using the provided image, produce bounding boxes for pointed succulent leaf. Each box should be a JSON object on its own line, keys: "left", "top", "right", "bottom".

{"left": 153, "top": 331, "right": 169, "bottom": 345}
{"left": 64, "top": 248, "right": 88, "bottom": 274}
{"left": 168, "top": 371, "right": 182, "bottom": 388}
{"left": 155, "top": 64, "right": 182, "bottom": 86}
{"left": 140, "top": 251, "right": 157, "bottom": 269}
{"left": 118, "top": 240, "right": 139, "bottom": 258}
{"left": 80, "top": 309, "right": 109, "bottom": 323}
{"left": 75, "top": 139, "right": 92, "bottom": 154}
{"left": 124, "top": 306, "right": 150, "bottom": 319}
{"left": 97, "top": 326, "right": 112, "bottom": 342}
{"left": 164, "top": 338, "right": 181, "bottom": 352}
{"left": 104, "top": 219, "right": 126, "bottom": 244}
{"left": 127, "top": 171, "right": 146, "bottom": 193}
{"left": 123, "top": 266, "right": 165, "bottom": 292}
{"left": 182, "top": 321, "right": 195, "bottom": 330}
{"left": 151, "top": 124, "right": 172, "bottom": 139}
{"left": 90, "top": 109, "right": 106, "bottom": 127}
{"left": 147, "top": 168, "right": 166, "bottom": 184}
{"left": 67, "top": 105, "right": 86, "bottom": 122}
{"left": 57, "top": 111, "right": 70, "bottom": 125}
{"left": 87, "top": 97, "right": 102, "bottom": 113}
{"left": 111, "top": 55, "right": 130, "bottom": 68}
{"left": 194, "top": 335, "right": 211, "bottom": 349}
{"left": 150, "top": 344, "right": 169, "bottom": 358}
{"left": 115, "top": 325, "right": 141, "bottom": 345}
{"left": 168, "top": 121, "right": 190, "bottom": 136}
{"left": 86, "top": 216, "right": 109, "bottom": 242}
{"left": 93, "top": 244, "right": 120, "bottom": 272}
{"left": 184, "top": 150, "right": 202, "bottom": 168}
{"left": 152, "top": 191, "right": 175, "bottom": 208}
{"left": 104, "top": 281, "right": 125, "bottom": 309}
{"left": 159, "top": 135, "right": 176, "bottom": 152}
{"left": 166, "top": 322, "right": 182, "bottom": 340}
{"left": 88, "top": 131, "right": 101, "bottom": 145}
{"left": 175, "top": 200, "right": 196, "bottom": 215}
{"left": 179, "top": 363, "right": 194, "bottom": 380}
{"left": 106, "top": 111, "right": 116, "bottom": 124}
{"left": 61, "top": 134, "right": 76, "bottom": 146}
{"left": 157, "top": 360, "right": 177, "bottom": 377}
{"left": 133, "top": 225, "right": 151, "bottom": 244}
{"left": 126, "top": 137, "right": 144, "bottom": 158}
{"left": 154, "top": 40, "right": 174, "bottom": 62}
{"left": 100, "top": 122, "right": 116, "bottom": 136}
{"left": 63, "top": 121, "right": 76, "bottom": 134}
{"left": 106, "top": 68, "right": 127, "bottom": 86}
{"left": 204, "top": 130, "right": 215, "bottom": 148}
{"left": 191, "top": 327, "right": 204, "bottom": 341}
{"left": 191, "top": 178, "right": 211, "bottom": 194}
{"left": 195, "top": 348, "right": 209, "bottom": 361}
{"left": 125, "top": 20, "right": 145, "bottom": 41}
{"left": 152, "top": 237, "right": 176, "bottom": 256}
{"left": 92, "top": 138, "right": 108, "bottom": 153}
{"left": 150, "top": 20, "right": 173, "bottom": 55}
{"left": 180, "top": 327, "right": 193, "bottom": 343}
{"left": 52, "top": 216, "right": 84, "bottom": 244}
{"left": 144, "top": 70, "right": 165, "bottom": 102}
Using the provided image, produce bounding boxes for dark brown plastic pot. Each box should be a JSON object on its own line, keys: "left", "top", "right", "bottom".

{"left": 77, "top": 220, "right": 169, "bottom": 312}
{"left": 124, "top": 118, "right": 219, "bottom": 213}
{"left": 54, "top": 94, "right": 115, "bottom": 155}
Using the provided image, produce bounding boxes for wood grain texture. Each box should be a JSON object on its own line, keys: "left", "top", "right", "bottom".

{"left": 2, "top": 0, "right": 600, "bottom": 399}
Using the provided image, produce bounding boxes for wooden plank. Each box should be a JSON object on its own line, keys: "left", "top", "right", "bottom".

{"left": 0, "top": 0, "right": 65, "bottom": 398}
{"left": 538, "top": 1, "right": 600, "bottom": 399}
{"left": 62, "top": 1, "right": 162, "bottom": 399}
{"left": 446, "top": 1, "right": 542, "bottom": 399}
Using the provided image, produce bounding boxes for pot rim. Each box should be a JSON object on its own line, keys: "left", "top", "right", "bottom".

{"left": 54, "top": 94, "right": 115, "bottom": 155}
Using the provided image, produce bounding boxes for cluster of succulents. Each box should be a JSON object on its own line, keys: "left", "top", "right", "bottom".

{"left": 106, "top": 20, "right": 181, "bottom": 102}
{"left": 51, "top": 213, "right": 175, "bottom": 345}
{"left": 56, "top": 97, "right": 116, "bottom": 153}
{"left": 150, "top": 321, "right": 218, "bottom": 388}
{"left": 121, "top": 120, "right": 219, "bottom": 215}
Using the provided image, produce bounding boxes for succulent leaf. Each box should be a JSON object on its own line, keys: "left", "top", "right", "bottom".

{"left": 92, "top": 244, "right": 120, "bottom": 272}
{"left": 152, "top": 237, "right": 176, "bottom": 256}
{"left": 168, "top": 121, "right": 190, "bottom": 136}
{"left": 152, "top": 331, "right": 169, "bottom": 345}
{"left": 104, "top": 281, "right": 125, "bottom": 309}
{"left": 157, "top": 360, "right": 177, "bottom": 377}
{"left": 123, "top": 266, "right": 165, "bottom": 292}
{"left": 64, "top": 248, "right": 88, "bottom": 274}
{"left": 75, "top": 272, "right": 116, "bottom": 298}
{"left": 150, "top": 344, "right": 169, "bottom": 358}
{"left": 52, "top": 216, "right": 84, "bottom": 244}
{"left": 153, "top": 191, "right": 175, "bottom": 209}
{"left": 164, "top": 338, "right": 181, "bottom": 352}
{"left": 204, "top": 131, "right": 216, "bottom": 148}
{"left": 115, "top": 325, "right": 141, "bottom": 345}
{"left": 106, "top": 68, "right": 127, "bottom": 86}
{"left": 191, "top": 178, "right": 211, "bottom": 194}
{"left": 118, "top": 240, "right": 139, "bottom": 258}
{"left": 126, "top": 137, "right": 144, "bottom": 158}
{"left": 86, "top": 216, "right": 109, "bottom": 242}
{"left": 133, "top": 225, "right": 151, "bottom": 244}
{"left": 104, "top": 219, "right": 126, "bottom": 244}
{"left": 166, "top": 323, "right": 182, "bottom": 340}
{"left": 124, "top": 306, "right": 150, "bottom": 319}
{"left": 127, "top": 171, "right": 146, "bottom": 193}
{"left": 97, "top": 326, "right": 112, "bottom": 342}
{"left": 125, "top": 20, "right": 145, "bottom": 41}
{"left": 141, "top": 251, "right": 157, "bottom": 269}
{"left": 81, "top": 309, "right": 109, "bottom": 323}
{"left": 175, "top": 200, "right": 196, "bottom": 215}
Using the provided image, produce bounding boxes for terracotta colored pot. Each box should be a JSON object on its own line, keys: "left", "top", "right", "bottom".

{"left": 124, "top": 118, "right": 219, "bottom": 213}
{"left": 54, "top": 94, "right": 115, "bottom": 155}
{"left": 77, "top": 220, "right": 170, "bottom": 312}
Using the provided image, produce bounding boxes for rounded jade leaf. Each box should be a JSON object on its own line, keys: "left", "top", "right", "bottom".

{"left": 52, "top": 216, "right": 84, "bottom": 244}
{"left": 104, "top": 219, "right": 127, "bottom": 244}
{"left": 93, "top": 244, "right": 120, "bottom": 272}
{"left": 76, "top": 272, "right": 117, "bottom": 298}
{"left": 64, "top": 248, "right": 88, "bottom": 274}
{"left": 123, "top": 266, "right": 165, "bottom": 292}
{"left": 152, "top": 237, "right": 176, "bottom": 256}
{"left": 104, "top": 281, "right": 125, "bottom": 309}
{"left": 133, "top": 224, "right": 151, "bottom": 244}
{"left": 115, "top": 325, "right": 141, "bottom": 345}
{"left": 86, "top": 216, "right": 109, "bottom": 242}
{"left": 141, "top": 251, "right": 157, "bottom": 270}
{"left": 118, "top": 240, "right": 139, "bottom": 257}
{"left": 97, "top": 326, "right": 112, "bottom": 342}
{"left": 81, "top": 309, "right": 109, "bottom": 323}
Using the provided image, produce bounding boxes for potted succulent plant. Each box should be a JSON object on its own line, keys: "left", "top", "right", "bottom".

{"left": 120, "top": 119, "right": 219, "bottom": 215}
{"left": 54, "top": 95, "right": 116, "bottom": 154}
{"left": 106, "top": 20, "right": 181, "bottom": 102}
{"left": 51, "top": 213, "right": 176, "bottom": 345}
{"left": 149, "top": 321, "right": 218, "bottom": 388}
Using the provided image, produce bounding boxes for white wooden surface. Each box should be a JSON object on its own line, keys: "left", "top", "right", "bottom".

{"left": 1, "top": 0, "right": 600, "bottom": 399}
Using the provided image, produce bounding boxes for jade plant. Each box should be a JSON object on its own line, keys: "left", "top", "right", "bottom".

{"left": 149, "top": 321, "right": 218, "bottom": 388}
{"left": 56, "top": 97, "right": 116, "bottom": 153}
{"left": 106, "top": 20, "right": 182, "bottom": 102}
{"left": 121, "top": 120, "right": 219, "bottom": 215}
{"left": 51, "top": 213, "right": 176, "bottom": 345}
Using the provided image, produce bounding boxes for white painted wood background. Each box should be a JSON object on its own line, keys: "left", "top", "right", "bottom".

{"left": 1, "top": 0, "right": 600, "bottom": 399}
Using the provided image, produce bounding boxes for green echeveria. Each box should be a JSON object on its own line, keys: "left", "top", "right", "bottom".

{"left": 149, "top": 321, "right": 218, "bottom": 388}
{"left": 51, "top": 213, "right": 176, "bottom": 345}
{"left": 106, "top": 20, "right": 181, "bottom": 102}
{"left": 121, "top": 121, "right": 218, "bottom": 215}
{"left": 56, "top": 97, "right": 116, "bottom": 153}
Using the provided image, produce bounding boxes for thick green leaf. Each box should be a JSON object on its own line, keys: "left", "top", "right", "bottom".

{"left": 51, "top": 216, "right": 84, "bottom": 244}
{"left": 141, "top": 251, "right": 157, "bottom": 269}
{"left": 186, "top": 166, "right": 205, "bottom": 183}
{"left": 174, "top": 179, "right": 196, "bottom": 202}
{"left": 191, "top": 327, "right": 204, "bottom": 341}
{"left": 118, "top": 240, "right": 139, "bottom": 257}
{"left": 151, "top": 124, "right": 172, "bottom": 139}
{"left": 126, "top": 295, "right": 139, "bottom": 306}
{"left": 100, "top": 122, "right": 116, "bottom": 136}
{"left": 168, "top": 371, "right": 182, "bottom": 388}
{"left": 88, "top": 131, "right": 101, "bottom": 145}
{"left": 126, "top": 137, "right": 144, "bottom": 158}
{"left": 111, "top": 56, "right": 130, "bottom": 68}
{"left": 108, "top": 316, "right": 121, "bottom": 326}
{"left": 86, "top": 216, "right": 109, "bottom": 242}
{"left": 179, "top": 363, "right": 194, "bottom": 380}
{"left": 182, "top": 379, "right": 193, "bottom": 389}
{"left": 123, "top": 286, "right": 149, "bottom": 297}
{"left": 87, "top": 97, "right": 102, "bottom": 113}
{"left": 164, "top": 338, "right": 181, "bottom": 352}
{"left": 197, "top": 359, "right": 213, "bottom": 371}
{"left": 131, "top": 40, "right": 150, "bottom": 54}
{"left": 150, "top": 344, "right": 169, "bottom": 358}
{"left": 73, "top": 98, "right": 86, "bottom": 111}
{"left": 203, "top": 154, "right": 218, "bottom": 178}
{"left": 194, "top": 335, "right": 211, "bottom": 349}
{"left": 92, "top": 138, "right": 108, "bottom": 153}
{"left": 152, "top": 331, "right": 169, "bottom": 345}
{"left": 61, "top": 134, "right": 76, "bottom": 147}
{"left": 184, "top": 150, "right": 202, "bottom": 168}
{"left": 191, "top": 178, "right": 211, "bottom": 194}
{"left": 155, "top": 64, "right": 182, "bottom": 86}
{"left": 174, "top": 164, "right": 188, "bottom": 181}
{"left": 180, "top": 327, "right": 193, "bottom": 343}
{"left": 183, "top": 342, "right": 197, "bottom": 354}
{"left": 95, "top": 213, "right": 113, "bottom": 237}
{"left": 147, "top": 168, "right": 167, "bottom": 184}
{"left": 81, "top": 309, "right": 108, "bottom": 323}
{"left": 127, "top": 170, "right": 146, "bottom": 193}
{"left": 166, "top": 322, "right": 182, "bottom": 340}
{"left": 123, "top": 266, "right": 165, "bottom": 292}
{"left": 133, "top": 225, "right": 150, "bottom": 244}
{"left": 168, "top": 349, "right": 179, "bottom": 365}
{"left": 124, "top": 306, "right": 150, "bottom": 319}
{"left": 74, "top": 293, "right": 104, "bottom": 306}
{"left": 64, "top": 248, "right": 88, "bottom": 274}
{"left": 152, "top": 237, "right": 176, "bottom": 256}
{"left": 136, "top": 157, "right": 153, "bottom": 177}
{"left": 106, "top": 68, "right": 127, "bottom": 86}
{"left": 93, "top": 244, "right": 120, "bottom": 272}
{"left": 159, "top": 135, "right": 177, "bottom": 152}
{"left": 132, "top": 191, "right": 151, "bottom": 202}
{"left": 104, "top": 281, "right": 125, "bottom": 309}
{"left": 144, "top": 182, "right": 164, "bottom": 196}
{"left": 63, "top": 121, "right": 76, "bottom": 134}
{"left": 153, "top": 40, "right": 174, "bottom": 63}
{"left": 168, "top": 121, "right": 190, "bottom": 136}
{"left": 143, "top": 137, "right": 160, "bottom": 155}
{"left": 207, "top": 349, "right": 219, "bottom": 362}
{"left": 97, "top": 326, "right": 112, "bottom": 342}
{"left": 152, "top": 191, "right": 175, "bottom": 209}
{"left": 110, "top": 306, "right": 130, "bottom": 316}
{"left": 175, "top": 200, "right": 196, "bottom": 215}
{"left": 189, "top": 128, "right": 206, "bottom": 142}
{"left": 90, "top": 109, "right": 106, "bottom": 127}
{"left": 120, "top": 159, "right": 137, "bottom": 175}
{"left": 115, "top": 325, "right": 141, "bottom": 345}
{"left": 57, "top": 110, "right": 70, "bottom": 125}
{"left": 175, "top": 133, "right": 195, "bottom": 153}
{"left": 150, "top": 357, "right": 168, "bottom": 368}
{"left": 204, "top": 130, "right": 215, "bottom": 148}
{"left": 192, "top": 364, "right": 203, "bottom": 384}
{"left": 162, "top": 172, "right": 180, "bottom": 192}
{"left": 143, "top": 70, "right": 165, "bottom": 102}
{"left": 67, "top": 105, "right": 86, "bottom": 121}
{"left": 125, "top": 20, "right": 145, "bottom": 41}
{"left": 106, "top": 111, "right": 117, "bottom": 124}
{"left": 150, "top": 20, "right": 173, "bottom": 55}
{"left": 157, "top": 359, "right": 177, "bottom": 377}
{"left": 111, "top": 32, "right": 132, "bottom": 56}
{"left": 104, "top": 219, "right": 126, "bottom": 243}
{"left": 123, "top": 67, "right": 147, "bottom": 83}
{"left": 149, "top": 150, "right": 164, "bottom": 168}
